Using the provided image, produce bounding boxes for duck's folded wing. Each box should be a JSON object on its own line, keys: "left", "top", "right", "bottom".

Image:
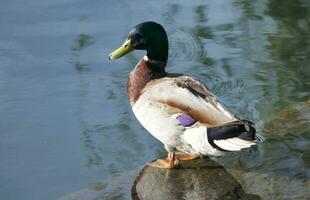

{"left": 142, "top": 76, "right": 238, "bottom": 126}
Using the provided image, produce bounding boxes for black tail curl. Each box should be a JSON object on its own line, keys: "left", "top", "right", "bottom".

{"left": 238, "top": 120, "right": 256, "bottom": 140}
{"left": 207, "top": 119, "right": 257, "bottom": 141}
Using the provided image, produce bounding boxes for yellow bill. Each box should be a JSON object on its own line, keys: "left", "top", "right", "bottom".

{"left": 109, "top": 39, "right": 133, "bottom": 60}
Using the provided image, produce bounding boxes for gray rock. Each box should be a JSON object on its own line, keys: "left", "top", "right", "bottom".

{"left": 132, "top": 158, "right": 261, "bottom": 200}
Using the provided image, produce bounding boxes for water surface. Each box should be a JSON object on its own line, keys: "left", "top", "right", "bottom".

{"left": 0, "top": 0, "right": 309, "bottom": 199}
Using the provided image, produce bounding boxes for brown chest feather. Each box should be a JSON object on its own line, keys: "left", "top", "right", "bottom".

{"left": 127, "top": 59, "right": 166, "bottom": 104}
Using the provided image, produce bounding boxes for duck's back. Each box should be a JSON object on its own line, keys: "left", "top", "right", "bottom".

{"left": 131, "top": 75, "right": 240, "bottom": 152}
{"left": 135, "top": 76, "right": 237, "bottom": 125}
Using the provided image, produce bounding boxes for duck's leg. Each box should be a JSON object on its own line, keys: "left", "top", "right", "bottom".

{"left": 168, "top": 152, "right": 176, "bottom": 168}
{"left": 148, "top": 152, "right": 179, "bottom": 169}
{"left": 175, "top": 153, "right": 198, "bottom": 161}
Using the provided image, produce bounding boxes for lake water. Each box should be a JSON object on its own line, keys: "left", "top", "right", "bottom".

{"left": 0, "top": 0, "right": 309, "bottom": 199}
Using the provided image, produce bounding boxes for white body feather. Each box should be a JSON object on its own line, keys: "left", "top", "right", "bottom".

{"left": 132, "top": 76, "right": 257, "bottom": 155}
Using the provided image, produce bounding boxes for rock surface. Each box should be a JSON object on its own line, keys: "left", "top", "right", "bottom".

{"left": 132, "top": 158, "right": 261, "bottom": 200}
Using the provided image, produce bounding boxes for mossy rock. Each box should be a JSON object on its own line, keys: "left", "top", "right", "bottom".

{"left": 263, "top": 101, "right": 310, "bottom": 136}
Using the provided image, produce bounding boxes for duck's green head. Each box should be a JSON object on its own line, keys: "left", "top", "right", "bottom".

{"left": 109, "top": 21, "right": 168, "bottom": 62}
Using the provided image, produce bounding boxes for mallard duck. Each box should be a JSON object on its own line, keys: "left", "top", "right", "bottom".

{"left": 109, "top": 21, "right": 263, "bottom": 168}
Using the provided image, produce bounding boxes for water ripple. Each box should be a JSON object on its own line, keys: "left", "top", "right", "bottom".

{"left": 169, "top": 29, "right": 205, "bottom": 64}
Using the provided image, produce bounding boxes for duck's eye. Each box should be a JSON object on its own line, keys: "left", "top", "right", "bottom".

{"left": 133, "top": 33, "right": 142, "bottom": 42}
{"left": 131, "top": 33, "right": 145, "bottom": 48}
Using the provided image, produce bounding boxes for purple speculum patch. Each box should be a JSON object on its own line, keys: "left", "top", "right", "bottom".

{"left": 176, "top": 114, "right": 197, "bottom": 127}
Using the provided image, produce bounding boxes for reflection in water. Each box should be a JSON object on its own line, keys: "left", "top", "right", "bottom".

{"left": 74, "top": 62, "right": 90, "bottom": 72}
{"left": 71, "top": 33, "right": 102, "bottom": 167}
{"left": 165, "top": 3, "right": 215, "bottom": 76}
{"left": 72, "top": 34, "right": 95, "bottom": 72}
{"left": 82, "top": 128, "right": 103, "bottom": 167}
{"left": 72, "top": 34, "right": 95, "bottom": 52}
{"left": 192, "top": 5, "right": 214, "bottom": 40}
{"left": 161, "top": 3, "right": 181, "bottom": 25}
{"left": 266, "top": 0, "right": 309, "bottom": 103}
